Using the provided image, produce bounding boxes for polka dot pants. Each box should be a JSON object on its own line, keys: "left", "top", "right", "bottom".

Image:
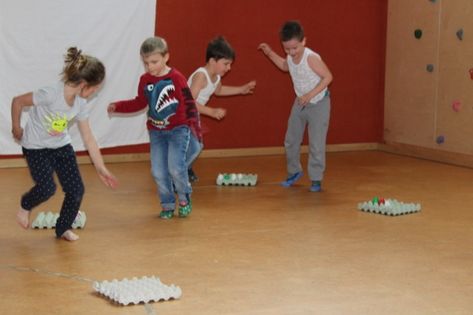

{"left": 21, "top": 144, "right": 84, "bottom": 238}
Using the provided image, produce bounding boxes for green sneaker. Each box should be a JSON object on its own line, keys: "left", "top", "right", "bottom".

{"left": 178, "top": 200, "right": 192, "bottom": 218}
{"left": 159, "top": 210, "right": 174, "bottom": 220}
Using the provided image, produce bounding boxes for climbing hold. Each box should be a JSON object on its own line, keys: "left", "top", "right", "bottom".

{"left": 452, "top": 100, "right": 461, "bottom": 112}
{"left": 414, "top": 29, "right": 422, "bottom": 39}
{"left": 426, "top": 64, "right": 434, "bottom": 72}
{"left": 436, "top": 135, "right": 445, "bottom": 144}
{"left": 456, "top": 29, "right": 464, "bottom": 41}
{"left": 469, "top": 68, "right": 473, "bottom": 80}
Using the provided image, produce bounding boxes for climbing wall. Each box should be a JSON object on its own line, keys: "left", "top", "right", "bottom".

{"left": 385, "top": 0, "right": 473, "bottom": 154}
{"left": 436, "top": 1, "right": 473, "bottom": 152}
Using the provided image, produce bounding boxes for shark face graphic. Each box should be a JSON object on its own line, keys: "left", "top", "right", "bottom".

{"left": 145, "top": 79, "right": 179, "bottom": 128}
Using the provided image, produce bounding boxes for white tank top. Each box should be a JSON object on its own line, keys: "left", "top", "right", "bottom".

{"left": 187, "top": 67, "right": 221, "bottom": 105}
{"left": 287, "top": 47, "right": 327, "bottom": 104}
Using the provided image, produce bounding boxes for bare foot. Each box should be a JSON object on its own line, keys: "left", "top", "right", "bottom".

{"left": 61, "top": 230, "right": 79, "bottom": 242}
{"left": 16, "top": 208, "right": 31, "bottom": 229}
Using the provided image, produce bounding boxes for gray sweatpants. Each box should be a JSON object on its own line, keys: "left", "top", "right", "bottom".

{"left": 284, "top": 95, "right": 331, "bottom": 181}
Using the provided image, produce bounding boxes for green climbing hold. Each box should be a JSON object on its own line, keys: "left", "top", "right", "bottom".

{"left": 372, "top": 197, "right": 379, "bottom": 204}
{"left": 414, "top": 29, "right": 422, "bottom": 39}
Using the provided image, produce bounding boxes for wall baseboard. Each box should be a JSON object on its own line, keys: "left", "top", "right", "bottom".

{"left": 379, "top": 142, "right": 473, "bottom": 169}
{"left": 5, "top": 142, "right": 472, "bottom": 169}
{"left": 0, "top": 143, "right": 379, "bottom": 169}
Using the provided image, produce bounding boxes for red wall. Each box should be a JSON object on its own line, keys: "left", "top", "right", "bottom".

{"left": 155, "top": 0, "right": 387, "bottom": 150}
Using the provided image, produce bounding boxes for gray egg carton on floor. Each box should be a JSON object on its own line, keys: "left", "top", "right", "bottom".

{"left": 31, "top": 211, "right": 86, "bottom": 229}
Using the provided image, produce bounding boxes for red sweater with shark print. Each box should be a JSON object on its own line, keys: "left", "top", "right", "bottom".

{"left": 113, "top": 68, "right": 202, "bottom": 141}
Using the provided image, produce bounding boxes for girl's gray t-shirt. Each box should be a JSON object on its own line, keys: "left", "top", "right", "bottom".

{"left": 21, "top": 82, "right": 89, "bottom": 149}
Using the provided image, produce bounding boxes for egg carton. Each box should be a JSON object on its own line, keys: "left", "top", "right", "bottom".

{"left": 93, "top": 276, "right": 182, "bottom": 306}
{"left": 216, "top": 173, "right": 258, "bottom": 186}
{"left": 358, "top": 199, "right": 421, "bottom": 216}
{"left": 31, "top": 211, "right": 86, "bottom": 229}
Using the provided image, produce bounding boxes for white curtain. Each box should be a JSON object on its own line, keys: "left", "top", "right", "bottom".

{"left": 0, "top": 0, "right": 156, "bottom": 154}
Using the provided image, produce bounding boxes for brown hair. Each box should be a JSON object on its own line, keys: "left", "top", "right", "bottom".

{"left": 61, "top": 47, "right": 105, "bottom": 86}
{"left": 206, "top": 36, "right": 235, "bottom": 62}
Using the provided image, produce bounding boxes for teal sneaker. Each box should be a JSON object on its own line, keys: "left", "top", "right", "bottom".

{"left": 159, "top": 210, "right": 174, "bottom": 219}
{"left": 309, "top": 181, "right": 322, "bottom": 192}
{"left": 178, "top": 200, "right": 192, "bottom": 218}
{"left": 281, "top": 171, "right": 303, "bottom": 187}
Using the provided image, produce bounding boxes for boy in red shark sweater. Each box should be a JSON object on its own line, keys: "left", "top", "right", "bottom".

{"left": 108, "top": 36, "right": 201, "bottom": 219}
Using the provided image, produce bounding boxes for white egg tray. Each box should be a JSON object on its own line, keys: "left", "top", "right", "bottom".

{"left": 31, "top": 211, "right": 86, "bottom": 229}
{"left": 93, "top": 276, "right": 182, "bottom": 305}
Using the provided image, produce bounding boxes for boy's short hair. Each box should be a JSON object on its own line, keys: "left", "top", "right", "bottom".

{"left": 206, "top": 36, "right": 235, "bottom": 62}
{"left": 141, "top": 36, "right": 168, "bottom": 57}
{"left": 279, "top": 20, "right": 305, "bottom": 42}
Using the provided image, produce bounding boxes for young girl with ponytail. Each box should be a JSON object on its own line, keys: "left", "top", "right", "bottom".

{"left": 11, "top": 47, "right": 118, "bottom": 241}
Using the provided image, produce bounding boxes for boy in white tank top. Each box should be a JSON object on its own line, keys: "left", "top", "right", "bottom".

{"left": 259, "top": 21, "right": 333, "bottom": 192}
{"left": 187, "top": 36, "right": 256, "bottom": 181}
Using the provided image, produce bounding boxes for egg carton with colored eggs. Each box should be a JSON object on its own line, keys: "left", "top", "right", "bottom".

{"left": 358, "top": 197, "right": 421, "bottom": 216}
{"left": 216, "top": 173, "right": 258, "bottom": 186}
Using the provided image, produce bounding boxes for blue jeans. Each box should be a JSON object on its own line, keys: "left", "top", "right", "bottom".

{"left": 186, "top": 133, "right": 203, "bottom": 168}
{"left": 149, "top": 126, "right": 192, "bottom": 211}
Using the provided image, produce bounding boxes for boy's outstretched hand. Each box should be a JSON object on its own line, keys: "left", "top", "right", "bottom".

{"left": 211, "top": 107, "right": 227, "bottom": 120}
{"left": 107, "top": 103, "right": 116, "bottom": 114}
{"left": 241, "top": 81, "right": 256, "bottom": 95}
{"left": 258, "top": 43, "right": 272, "bottom": 56}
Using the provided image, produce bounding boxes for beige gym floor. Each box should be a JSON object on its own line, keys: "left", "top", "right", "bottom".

{"left": 1, "top": 151, "right": 472, "bottom": 314}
